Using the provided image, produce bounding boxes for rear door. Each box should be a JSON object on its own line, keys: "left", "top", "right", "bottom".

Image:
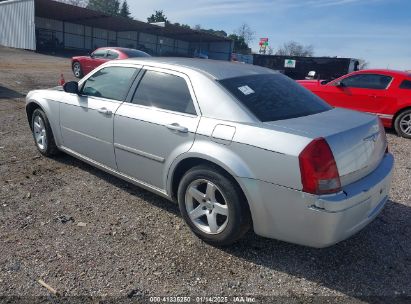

{"left": 60, "top": 65, "right": 139, "bottom": 169}
{"left": 114, "top": 67, "right": 200, "bottom": 189}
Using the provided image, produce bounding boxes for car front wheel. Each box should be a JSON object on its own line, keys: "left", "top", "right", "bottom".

{"left": 72, "top": 62, "right": 83, "bottom": 78}
{"left": 31, "top": 108, "right": 59, "bottom": 156}
{"left": 177, "top": 165, "right": 251, "bottom": 246}
{"left": 394, "top": 109, "right": 411, "bottom": 139}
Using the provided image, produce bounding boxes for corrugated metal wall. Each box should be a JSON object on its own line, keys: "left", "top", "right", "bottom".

{"left": 190, "top": 41, "right": 233, "bottom": 61}
{"left": 0, "top": 0, "right": 36, "bottom": 50}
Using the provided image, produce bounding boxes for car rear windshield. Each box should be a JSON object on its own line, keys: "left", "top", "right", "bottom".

{"left": 218, "top": 73, "right": 332, "bottom": 122}
{"left": 121, "top": 49, "right": 151, "bottom": 58}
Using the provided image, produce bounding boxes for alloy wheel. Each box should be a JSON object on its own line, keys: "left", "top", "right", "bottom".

{"left": 73, "top": 63, "right": 81, "bottom": 77}
{"left": 399, "top": 113, "right": 411, "bottom": 136}
{"left": 33, "top": 115, "right": 47, "bottom": 151}
{"left": 184, "top": 179, "right": 229, "bottom": 234}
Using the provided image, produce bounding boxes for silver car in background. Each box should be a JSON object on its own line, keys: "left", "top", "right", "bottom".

{"left": 26, "top": 58, "right": 394, "bottom": 247}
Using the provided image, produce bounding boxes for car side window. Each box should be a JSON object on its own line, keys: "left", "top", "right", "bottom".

{"left": 340, "top": 74, "right": 392, "bottom": 90}
{"left": 91, "top": 49, "right": 106, "bottom": 58}
{"left": 81, "top": 67, "right": 136, "bottom": 101}
{"left": 399, "top": 80, "right": 411, "bottom": 89}
{"left": 106, "top": 50, "right": 119, "bottom": 59}
{"left": 131, "top": 70, "right": 196, "bottom": 115}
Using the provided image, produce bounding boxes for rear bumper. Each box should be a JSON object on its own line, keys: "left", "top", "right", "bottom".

{"left": 242, "top": 153, "right": 394, "bottom": 248}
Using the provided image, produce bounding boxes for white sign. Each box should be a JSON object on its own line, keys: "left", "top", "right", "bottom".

{"left": 284, "top": 59, "right": 296, "bottom": 68}
{"left": 238, "top": 85, "right": 255, "bottom": 95}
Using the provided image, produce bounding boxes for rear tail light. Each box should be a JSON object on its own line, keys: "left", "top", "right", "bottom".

{"left": 378, "top": 118, "right": 389, "bottom": 154}
{"left": 299, "top": 138, "right": 342, "bottom": 195}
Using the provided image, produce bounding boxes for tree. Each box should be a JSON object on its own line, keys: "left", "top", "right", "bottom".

{"left": 192, "top": 25, "right": 227, "bottom": 37}
{"left": 234, "top": 23, "right": 255, "bottom": 45}
{"left": 147, "top": 10, "right": 168, "bottom": 23}
{"left": 174, "top": 23, "right": 191, "bottom": 29}
{"left": 87, "top": 0, "right": 120, "bottom": 15}
{"left": 276, "top": 41, "right": 314, "bottom": 57}
{"left": 201, "top": 29, "right": 227, "bottom": 37}
{"left": 119, "top": 0, "right": 131, "bottom": 18}
{"left": 267, "top": 46, "right": 274, "bottom": 55}
{"left": 358, "top": 59, "right": 369, "bottom": 70}
{"left": 228, "top": 34, "right": 250, "bottom": 54}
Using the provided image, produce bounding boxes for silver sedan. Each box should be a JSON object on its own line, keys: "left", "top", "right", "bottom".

{"left": 26, "top": 58, "right": 394, "bottom": 247}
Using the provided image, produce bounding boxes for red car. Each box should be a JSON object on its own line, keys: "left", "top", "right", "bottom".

{"left": 298, "top": 70, "right": 411, "bottom": 138}
{"left": 71, "top": 47, "right": 150, "bottom": 78}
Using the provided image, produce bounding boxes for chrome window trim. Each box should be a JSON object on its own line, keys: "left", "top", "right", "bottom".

{"left": 116, "top": 101, "right": 198, "bottom": 118}
{"left": 335, "top": 73, "right": 394, "bottom": 90}
{"left": 77, "top": 64, "right": 142, "bottom": 102}
{"left": 132, "top": 65, "right": 202, "bottom": 116}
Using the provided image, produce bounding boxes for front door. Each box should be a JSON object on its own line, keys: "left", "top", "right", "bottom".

{"left": 114, "top": 67, "right": 200, "bottom": 190}
{"left": 60, "top": 65, "right": 138, "bottom": 169}
{"left": 322, "top": 73, "right": 393, "bottom": 113}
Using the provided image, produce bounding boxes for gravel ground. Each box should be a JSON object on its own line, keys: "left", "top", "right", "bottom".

{"left": 0, "top": 47, "right": 410, "bottom": 303}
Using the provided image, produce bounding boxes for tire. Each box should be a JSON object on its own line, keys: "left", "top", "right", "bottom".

{"left": 177, "top": 165, "right": 251, "bottom": 246}
{"left": 394, "top": 109, "right": 411, "bottom": 139}
{"left": 72, "top": 61, "right": 83, "bottom": 78}
{"left": 31, "top": 108, "right": 59, "bottom": 157}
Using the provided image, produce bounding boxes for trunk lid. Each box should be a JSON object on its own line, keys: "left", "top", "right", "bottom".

{"left": 264, "top": 108, "right": 387, "bottom": 186}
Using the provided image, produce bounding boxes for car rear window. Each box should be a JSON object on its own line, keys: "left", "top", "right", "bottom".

{"left": 399, "top": 80, "right": 411, "bottom": 89}
{"left": 121, "top": 49, "right": 151, "bottom": 58}
{"left": 218, "top": 73, "right": 332, "bottom": 122}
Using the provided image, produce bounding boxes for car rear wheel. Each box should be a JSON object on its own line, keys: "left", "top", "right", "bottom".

{"left": 72, "top": 62, "right": 83, "bottom": 78}
{"left": 177, "top": 165, "right": 251, "bottom": 246}
{"left": 394, "top": 109, "right": 411, "bottom": 139}
{"left": 31, "top": 109, "right": 59, "bottom": 156}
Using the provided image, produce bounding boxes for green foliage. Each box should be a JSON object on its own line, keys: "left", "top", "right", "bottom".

{"left": 147, "top": 10, "right": 168, "bottom": 23}
{"left": 228, "top": 34, "right": 249, "bottom": 53}
{"left": 119, "top": 0, "right": 131, "bottom": 18}
{"left": 200, "top": 29, "right": 227, "bottom": 38}
{"left": 86, "top": 0, "right": 133, "bottom": 18}
{"left": 174, "top": 23, "right": 191, "bottom": 29}
{"left": 87, "top": 0, "right": 120, "bottom": 15}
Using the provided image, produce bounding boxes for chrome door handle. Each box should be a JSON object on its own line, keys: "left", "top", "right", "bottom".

{"left": 97, "top": 107, "right": 112, "bottom": 115}
{"left": 166, "top": 123, "right": 188, "bottom": 133}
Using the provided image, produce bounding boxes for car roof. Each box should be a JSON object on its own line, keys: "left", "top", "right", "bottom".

{"left": 354, "top": 69, "right": 411, "bottom": 78}
{"left": 117, "top": 57, "right": 277, "bottom": 80}
{"left": 97, "top": 47, "right": 136, "bottom": 52}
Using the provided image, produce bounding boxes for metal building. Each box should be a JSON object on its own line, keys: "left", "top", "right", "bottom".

{"left": 0, "top": 0, "right": 233, "bottom": 60}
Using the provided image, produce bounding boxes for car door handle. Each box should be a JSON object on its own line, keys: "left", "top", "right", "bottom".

{"left": 166, "top": 123, "right": 188, "bottom": 133}
{"left": 97, "top": 107, "right": 112, "bottom": 115}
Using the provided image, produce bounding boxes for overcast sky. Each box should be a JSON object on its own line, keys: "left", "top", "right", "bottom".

{"left": 127, "top": 0, "right": 411, "bottom": 69}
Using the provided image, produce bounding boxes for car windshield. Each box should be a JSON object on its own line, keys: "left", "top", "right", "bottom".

{"left": 218, "top": 73, "right": 332, "bottom": 122}
{"left": 121, "top": 49, "right": 151, "bottom": 58}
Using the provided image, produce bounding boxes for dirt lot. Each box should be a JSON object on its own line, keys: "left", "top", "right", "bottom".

{"left": 0, "top": 46, "right": 410, "bottom": 303}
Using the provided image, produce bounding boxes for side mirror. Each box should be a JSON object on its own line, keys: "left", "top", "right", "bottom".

{"left": 63, "top": 81, "right": 79, "bottom": 94}
{"left": 335, "top": 81, "right": 345, "bottom": 87}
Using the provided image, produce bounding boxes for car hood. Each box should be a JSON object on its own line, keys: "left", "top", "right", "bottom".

{"left": 72, "top": 55, "right": 90, "bottom": 60}
{"left": 297, "top": 80, "right": 323, "bottom": 87}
